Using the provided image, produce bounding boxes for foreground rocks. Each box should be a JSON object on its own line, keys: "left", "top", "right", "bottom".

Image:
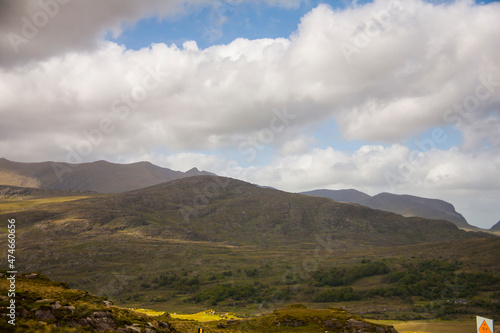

{"left": 0, "top": 272, "right": 177, "bottom": 332}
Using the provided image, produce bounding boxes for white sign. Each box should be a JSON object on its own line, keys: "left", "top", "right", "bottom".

{"left": 477, "top": 316, "right": 494, "bottom": 333}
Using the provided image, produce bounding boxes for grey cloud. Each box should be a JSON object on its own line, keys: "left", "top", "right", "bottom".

{"left": 0, "top": 0, "right": 305, "bottom": 67}
{"left": 0, "top": 0, "right": 201, "bottom": 67}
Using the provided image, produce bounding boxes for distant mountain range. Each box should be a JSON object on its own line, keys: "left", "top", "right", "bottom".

{"left": 0, "top": 158, "right": 480, "bottom": 230}
{"left": 301, "top": 189, "right": 474, "bottom": 230}
{"left": 0, "top": 158, "right": 213, "bottom": 193}
{"left": 1, "top": 173, "right": 496, "bottom": 315}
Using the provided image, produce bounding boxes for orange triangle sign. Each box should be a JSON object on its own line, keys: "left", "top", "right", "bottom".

{"left": 479, "top": 320, "right": 492, "bottom": 333}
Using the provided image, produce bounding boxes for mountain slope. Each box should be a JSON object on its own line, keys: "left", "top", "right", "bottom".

{"left": 491, "top": 220, "right": 500, "bottom": 231}
{"left": 1, "top": 176, "right": 495, "bottom": 315}
{"left": 69, "top": 175, "right": 479, "bottom": 247}
{"left": 301, "top": 189, "right": 472, "bottom": 229}
{"left": 302, "top": 188, "right": 371, "bottom": 204}
{"left": 7, "top": 175, "right": 486, "bottom": 249}
{"left": 364, "top": 192, "right": 471, "bottom": 229}
{"left": 0, "top": 158, "right": 213, "bottom": 193}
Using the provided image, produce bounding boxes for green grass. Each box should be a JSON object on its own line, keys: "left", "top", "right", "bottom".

{"left": 170, "top": 310, "right": 239, "bottom": 322}
{"left": 0, "top": 272, "right": 174, "bottom": 332}
{"left": 0, "top": 195, "right": 93, "bottom": 212}
{"left": 0, "top": 273, "right": 400, "bottom": 332}
{"left": 368, "top": 319, "right": 500, "bottom": 333}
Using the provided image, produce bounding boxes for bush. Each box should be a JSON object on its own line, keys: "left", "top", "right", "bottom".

{"left": 313, "top": 287, "right": 361, "bottom": 302}
{"left": 312, "top": 261, "right": 389, "bottom": 287}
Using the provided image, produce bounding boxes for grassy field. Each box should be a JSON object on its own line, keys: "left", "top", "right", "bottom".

{"left": 370, "top": 319, "right": 499, "bottom": 333}
{"left": 0, "top": 195, "right": 93, "bottom": 212}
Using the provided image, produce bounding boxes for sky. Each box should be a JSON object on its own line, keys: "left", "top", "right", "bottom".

{"left": 0, "top": 0, "right": 499, "bottom": 229}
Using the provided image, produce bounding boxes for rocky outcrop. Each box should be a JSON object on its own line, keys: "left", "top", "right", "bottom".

{"left": 1, "top": 273, "right": 177, "bottom": 333}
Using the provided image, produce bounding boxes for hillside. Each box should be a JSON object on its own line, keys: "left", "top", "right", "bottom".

{"left": 301, "top": 189, "right": 472, "bottom": 229}
{"left": 0, "top": 158, "right": 213, "bottom": 193}
{"left": 0, "top": 273, "right": 399, "bottom": 333}
{"left": 9, "top": 175, "right": 482, "bottom": 248}
{"left": 0, "top": 185, "right": 94, "bottom": 199}
{"left": 0, "top": 272, "right": 177, "bottom": 332}
{"left": 302, "top": 188, "right": 371, "bottom": 204}
{"left": 1, "top": 176, "right": 497, "bottom": 321}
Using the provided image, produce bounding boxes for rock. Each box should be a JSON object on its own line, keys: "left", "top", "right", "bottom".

{"left": 25, "top": 273, "right": 38, "bottom": 279}
{"left": 103, "top": 300, "right": 113, "bottom": 306}
{"left": 51, "top": 301, "right": 62, "bottom": 310}
{"left": 125, "top": 325, "right": 141, "bottom": 332}
{"left": 88, "top": 312, "right": 117, "bottom": 331}
{"left": 34, "top": 309, "right": 56, "bottom": 321}
{"left": 64, "top": 305, "right": 75, "bottom": 313}
{"left": 145, "top": 328, "right": 156, "bottom": 333}
{"left": 345, "top": 318, "right": 372, "bottom": 332}
{"left": 36, "top": 298, "right": 53, "bottom": 303}
{"left": 324, "top": 319, "right": 341, "bottom": 329}
{"left": 217, "top": 319, "right": 241, "bottom": 328}
{"left": 158, "top": 321, "right": 177, "bottom": 332}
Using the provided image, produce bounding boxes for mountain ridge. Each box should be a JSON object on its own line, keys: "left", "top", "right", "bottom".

{"left": 1, "top": 175, "right": 496, "bottom": 319}
{"left": 0, "top": 158, "right": 480, "bottom": 230}
{"left": 0, "top": 158, "right": 214, "bottom": 193}
{"left": 301, "top": 188, "right": 473, "bottom": 230}
{"left": 491, "top": 220, "right": 500, "bottom": 231}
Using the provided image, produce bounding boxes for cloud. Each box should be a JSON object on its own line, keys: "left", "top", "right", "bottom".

{"left": 2, "top": 0, "right": 498, "bottom": 160}
{"left": 0, "top": 0, "right": 180, "bottom": 66}
{"left": 0, "top": 0, "right": 307, "bottom": 67}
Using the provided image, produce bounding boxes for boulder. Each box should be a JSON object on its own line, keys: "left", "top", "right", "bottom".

{"left": 34, "top": 309, "right": 55, "bottom": 321}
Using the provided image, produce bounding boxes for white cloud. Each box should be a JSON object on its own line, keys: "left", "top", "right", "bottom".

{"left": 0, "top": 0, "right": 307, "bottom": 67}
{"left": 1, "top": 0, "right": 499, "bottom": 158}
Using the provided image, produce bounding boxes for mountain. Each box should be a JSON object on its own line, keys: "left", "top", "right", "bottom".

{"left": 100, "top": 176, "right": 481, "bottom": 247}
{"left": 0, "top": 158, "right": 214, "bottom": 193}
{"left": 301, "top": 189, "right": 472, "bottom": 229}
{"left": 2, "top": 176, "right": 497, "bottom": 319}
{"left": 491, "top": 220, "right": 500, "bottom": 231}
{"left": 364, "top": 192, "right": 472, "bottom": 229}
